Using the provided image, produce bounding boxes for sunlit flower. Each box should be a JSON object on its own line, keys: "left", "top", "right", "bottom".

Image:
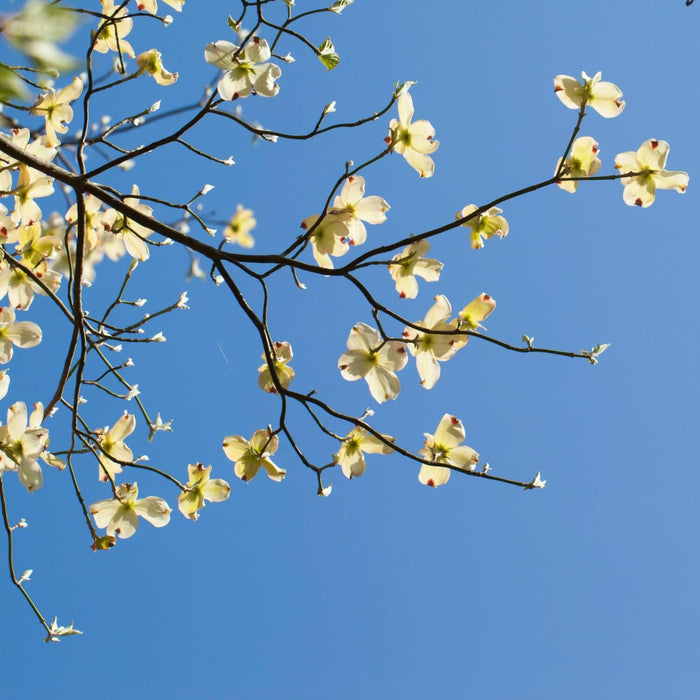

{"left": 177, "top": 463, "right": 231, "bottom": 520}
{"left": 258, "top": 341, "right": 295, "bottom": 394}
{"left": 329, "top": 176, "right": 390, "bottom": 245}
{"left": 136, "top": 49, "right": 178, "bottom": 86}
{"left": 0, "top": 401, "right": 49, "bottom": 492}
{"left": 388, "top": 239, "right": 442, "bottom": 299}
{"left": 224, "top": 205, "right": 256, "bottom": 248}
{"left": 458, "top": 292, "right": 496, "bottom": 331}
{"left": 403, "top": 295, "right": 462, "bottom": 390}
{"left": 65, "top": 193, "right": 109, "bottom": 251}
{"left": 204, "top": 38, "right": 281, "bottom": 100}
{"left": 457, "top": 204, "right": 509, "bottom": 250}
{"left": 90, "top": 482, "right": 171, "bottom": 539}
{"left": 95, "top": 412, "right": 135, "bottom": 481}
{"left": 387, "top": 91, "right": 439, "bottom": 177}
{"left": 102, "top": 186, "right": 154, "bottom": 260}
{"left": 338, "top": 323, "right": 407, "bottom": 403}
{"left": 222, "top": 428, "right": 285, "bottom": 482}
{"left": 555, "top": 136, "right": 602, "bottom": 193}
{"left": 13, "top": 164, "right": 54, "bottom": 226}
{"left": 418, "top": 413, "right": 479, "bottom": 487}
{"left": 614, "top": 139, "right": 689, "bottom": 207}
{"left": 29, "top": 77, "right": 83, "bottom": 147}
{"left": 334, "top": 426, "right": 394, "bottom": 479}
{"left": 301, "top": 212, "right": 350, "bottom": 269}
{"left": 553, "top": 71, "right": 624, "bottom": 118}
{"left": 94, "top": 0, "right": 135, "bottom": 59}
{"left": 0, "top": 306, "right": 42, "bottom": 363}
{"left": 0, "top": 256, "right": 60, "bottom": 310}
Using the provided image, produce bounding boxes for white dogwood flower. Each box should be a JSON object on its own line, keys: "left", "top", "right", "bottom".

{"left": 329, "top": 176, "right": 389, "bottom": 245}
{"left": 90, "top": 482, "right": 171, "bottom": 539}
{"left": 177, "top": 463, "right": 230, "bottom": 520}
{"left": 387, "top": 91, "right": 439, "bottom": 177}
{"left": 338, "top": 323, "right": 407, "bottom": 403}
{"left": 555, "top": 136, "right": 602, "bottom": 193}
{"left": 388, "top": 239, "right": 442, "bottom": 299}
{"left": 403, "top": 295, "right": 462, "bottom": 390}
{"left": 614, "top": 139, "right": 689, "bottom": 208}
{"left": 334, "top": 426, "right": 394, "bottom": 479}
{"left": 222, "top": 428, "right": 285, "bottom": 482}
{"left": 419, "top": 414, "right": 479, "bottom": 487}
{"left": 553, "top": 71, "right": 624, "bottom": 118}
{"left": 0, "top": 306, "right": 42, "bottom": 363}
{"left": 457, "top": 205, "right": 509, "bottom": 250}
{"left": 204, "top": 38, "right": 281, "bottom": 100}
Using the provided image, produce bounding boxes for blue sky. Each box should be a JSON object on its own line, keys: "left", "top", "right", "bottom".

{"left": 2, "top": 1, "right": 699, "bottom": 698}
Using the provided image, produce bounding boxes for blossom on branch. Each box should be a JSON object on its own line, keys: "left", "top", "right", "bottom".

{"left": 403, "top": 295, "right": 462, "bottom": 390}
{"left": 457, "top": 205, "right": 509, "bottom": 250}
{"left": 458, "top": 293, "right": 496, "bottom": 331}
{"left": 0, "top": 401, "right": 49, "bottom": 492}
{"left": 204, "top": 38, "right": 281, "bottom": 100}
{"left": 224, "top": 205, "right": 256, "bottom": 248}
{"left": 258, "top": 341, "right": 295, "bottom": 394}
{"left": 418, "top": 414, "right": 479, "bottom": 487}
{"left": 338, "top": 323, "right": 407, "bottom": 403}
{"left": 136, "top": 50, "right": 179, "bottom": 86}
{"left": 388, "top": 239, "right": 442, "bottom": 299}
{"left": 29, "top": 77, "right": 83, "bottom": 147}
{"left": 387, "top": 91, "right": 439, "bottom": 177}
{"left": 334, "top": 426, "right": 394, "bottom": 479}
{"left": 555, "top": 136, "right": 602, "bottom": 193}
{"left": 329, "top": 176, "right": 390, "bottom": 246}
{"left": 222, "top": 429, "right": 285, "bottom": 482}
{"left": 178, "top": 463, "right": 231, "bottom": 520}
{"left": 301, "top": 213, "right": 350, "bottom": 269}
{"left": 0, "top": 401, "right": 49, "bottom": 493}
{"left": 553, "top": 71, "right": 624, "bottom": 118}
{"left": 614, "top": 139, "right": 689, "bottom": 207}
{"left": 94, "top": 0, "right": 135, "bottom": 59}
{"left": 95, "top": 412, "right": 136, "bottom": 482}
{"left": 102, "top": 186, "right": 154, "bottom": 260}
{"left": 0, "top": 306, "right": 42, "bottom": 363}
{"left": 90, "top": 482, "right": 171, "bottom": 539}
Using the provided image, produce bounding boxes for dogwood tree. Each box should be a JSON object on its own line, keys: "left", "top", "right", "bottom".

{"left": 0, "top": 0, "right": 688, "bottom": 640}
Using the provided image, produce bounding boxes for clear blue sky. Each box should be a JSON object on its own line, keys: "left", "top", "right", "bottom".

{"left": 2, "top": 1, "right": 699, "bottom": 698}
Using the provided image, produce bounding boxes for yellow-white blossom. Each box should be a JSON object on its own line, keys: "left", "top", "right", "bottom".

{"left": 388, "top": 239, "right": 442, "bottom": 299}
{"left": 222, "top": 428, "right": 285, "bottom": 482}
{"left": 90, "top": 482, "right": 171, "bottom": 539}
{"left": 614, "top": 139, "right": 689, "bottom": 208}
{"left": 553, "top": 71, "right": 624, "bottom": 118}
{"left": 224, "top": 205, "right": 256, "bottom": 248}
{"left": 419, "top": 414, "right": 479, "bottom": 487}
{"left": 334, "top": 426, "right": 394, "bottom": 479}
{"left": 555, "top": 136, "right": 602, "bottom": 193}
{"left": 457, "top": 205, "right": 509, "bottom": 250}
{"left": 387, "top": 91, "right": 439, "bottom": 177}
{"left": 178, "top": 463, "right": 230, "bottom": 520}
{"left": 338, "top": 323, "right": 407, "bottom": 403}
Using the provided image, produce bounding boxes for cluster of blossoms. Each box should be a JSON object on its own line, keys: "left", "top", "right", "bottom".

{"left": 95, "top": 0, "right": 180, "bottom": 85}
{"left": 553, "top": 71, "right": 688, "bottom": 206}
{"left": 4, "top": 0, "right": 692, "bottom": 627}
{"left": 337, "top": 293, "right": 496, "bottom": 404}
{"left": 301, "top": 175, "right": 390, "bottom": 268}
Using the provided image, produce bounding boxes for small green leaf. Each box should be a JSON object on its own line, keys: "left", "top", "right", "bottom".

{"left": 227, "top": 15, "right": 241, "bottom": 33}
{"left": 317, "top": 37, "right": 339, "bottom": 71}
